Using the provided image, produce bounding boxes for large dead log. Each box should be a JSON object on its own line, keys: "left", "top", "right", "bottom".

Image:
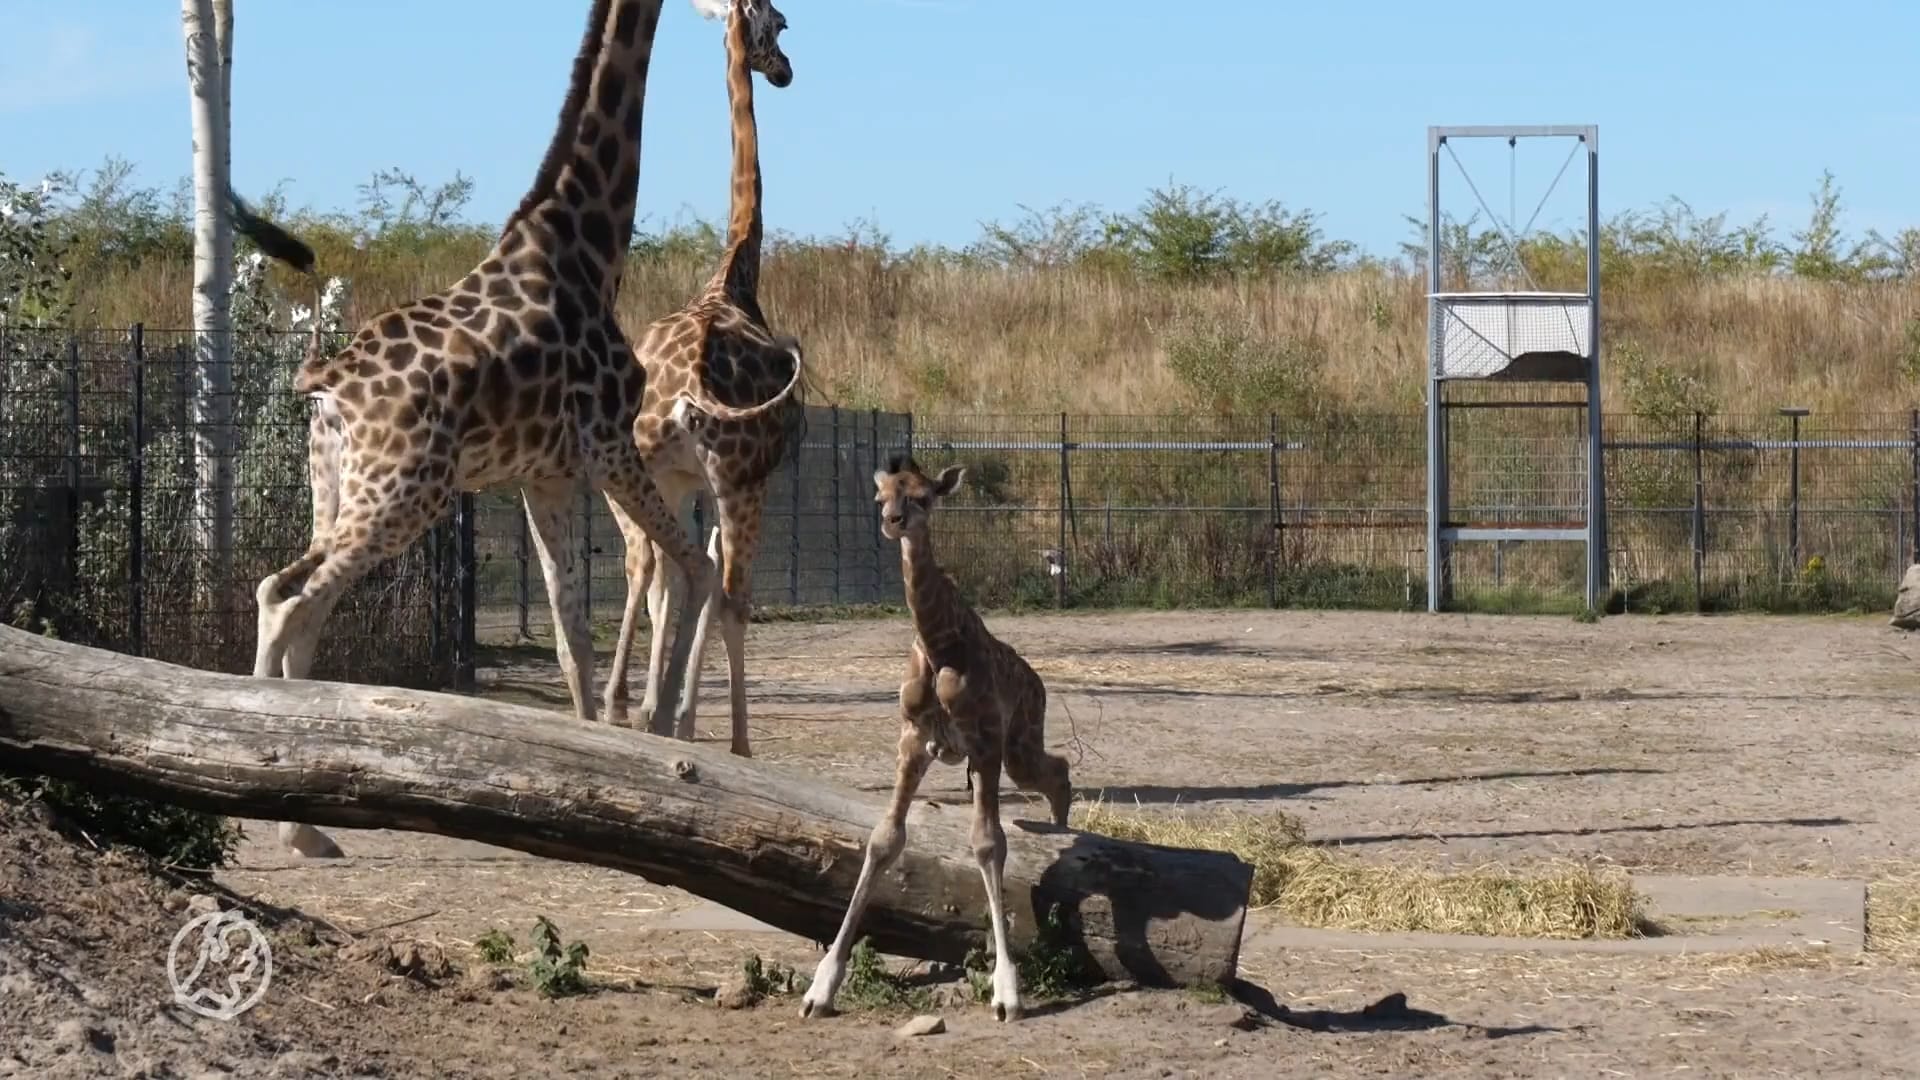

{"left": 0, "top": 626, "right": 1251, "bottom": 987}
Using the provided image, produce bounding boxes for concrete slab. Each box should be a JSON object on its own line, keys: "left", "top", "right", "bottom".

{"left": 641, "top": 873, "right": 1868, "bottom": 957}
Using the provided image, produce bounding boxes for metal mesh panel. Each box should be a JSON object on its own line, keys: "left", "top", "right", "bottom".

{"left": 471, "top": 405, "right": 915, "bottom": 642}
{"left": 1433, "top": 293, "right": 1592, "bottom": 378}
{"left": 0, "top": 327, "right": 456, "bottom": 686}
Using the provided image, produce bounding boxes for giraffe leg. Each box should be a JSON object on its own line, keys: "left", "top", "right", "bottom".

{"left": 592, "top": 441, "right": 715, "bottom": 736}
{"left": 801, "top": 720, "right": 932, "bottom": 1019}
{"left": 521, "top": 482, "right": 597, "bottom": 726}
{"left": 638, "top": 536, "right": 679, "bottom": 736}
{"left": 264, "top": 467, "right": 451, "bottom": 859}
{"left": 967, "top": 751, "right": 1023, "bottom": 1022}
{"left": 601, "top": 492, "right": 671, "bottom": 729}
{"left": 1003, "top": 688, "right": 1073, "bottom": 828}
{"left": 672, "top": 483, "right": 765, "bottom": 756}
{"left": 253, "top": 549, "right": 324, "bottom": 678}
{"left": 255, "top": 404, "right": 342, "bottom": 678}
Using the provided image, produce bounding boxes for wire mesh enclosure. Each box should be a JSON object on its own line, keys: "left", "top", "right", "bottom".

{"left": 469, "top": 405, "right": 914, "bottom": 641}
{"left": 0, "top": 326, "right": 460, "bottom": 687}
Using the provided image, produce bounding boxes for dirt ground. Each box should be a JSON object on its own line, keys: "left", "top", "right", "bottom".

{"left": 6, "top": 609, "right": 1920, "bottom": 1077}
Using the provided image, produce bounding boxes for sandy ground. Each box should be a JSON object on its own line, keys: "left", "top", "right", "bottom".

{"left": 6, "top": 609, "right": 1920, "bottom": 1077}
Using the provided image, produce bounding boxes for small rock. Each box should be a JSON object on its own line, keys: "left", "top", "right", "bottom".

{"left": 80, "top": 987, "right": 112, "bottom": 1009}
{"left": 162, "top": 890, "right": 190, "bottom": 914}
{"left": 269, "top": 1051, "right": 335, "bottom": 1078}
{"left": 186, "top": 894, "right": 222, "bottom": 918}
{"left": 465, "top": 966, "right": 513, "bottom": 992}
{"left": 1213, "top": 1037, "right": 1229, "bottom": 1048}
{"left": 1892, "top": 564, "right": 1920, "bottom": 629}
{"left": 53, "top": 1018, "right": 112, "bottom": 1054}
{"left": 895, "top": 1014, "right": 945, "bottom": 1038}
{"left": 376, "top": 940, "right": 453, "bottom": 981}
{"left": 713, "top": 976, "right": 757, "bottom": 1010}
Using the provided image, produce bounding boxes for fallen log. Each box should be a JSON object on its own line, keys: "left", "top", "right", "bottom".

{"left": 0, "top": 626, "right": 1252, "bottom": 987}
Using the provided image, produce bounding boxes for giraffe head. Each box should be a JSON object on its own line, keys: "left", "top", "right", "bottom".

{"left": 691, "top": 0, "right": 794, "bottom": 87}
{"left": 873, "top": 455, "right": 966, "bottom": 542}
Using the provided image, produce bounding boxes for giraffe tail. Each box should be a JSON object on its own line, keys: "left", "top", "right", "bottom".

{"left": 228, "top": 186, "right": 318, "bottom": 275}
{"left": 666, "top": 339, "right": 806, "bottom": 432}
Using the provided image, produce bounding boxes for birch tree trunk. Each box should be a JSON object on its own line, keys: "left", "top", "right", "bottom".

{"left": 182, "top": 0, "right": 236, "bottom": 635}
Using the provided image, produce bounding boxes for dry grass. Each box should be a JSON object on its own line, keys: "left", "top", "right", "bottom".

{"left": 1073, "top": 799, "right": 1649, "bottom": 941}
{"left": 72, "top": 249, "right": 1920, "bottom": 417}
{"left": 1867, "top": 867, "right": 1920, "bottom": 964}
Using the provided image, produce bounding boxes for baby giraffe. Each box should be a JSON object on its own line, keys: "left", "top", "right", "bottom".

{"left": 801, "top": 456, "right": 1073, "bottom": 1023}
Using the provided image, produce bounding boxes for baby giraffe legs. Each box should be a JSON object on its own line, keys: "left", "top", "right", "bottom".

{"left": 966, "top": 750, "right": 1022, "bottom": 1021}
{"left": 801, "top": 717, "right": 930, "bottom": 1019}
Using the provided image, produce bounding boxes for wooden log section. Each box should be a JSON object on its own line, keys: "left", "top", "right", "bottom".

{"left": 0, "top": 627, "right": 1252, "bottom": 987}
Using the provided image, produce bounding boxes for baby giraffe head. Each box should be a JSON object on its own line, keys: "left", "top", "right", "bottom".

{"left": 873, "top": 455, "right": 966, "bottom": 542}
{"left": 691, "top": 0, "right": 794, "bottom": 87}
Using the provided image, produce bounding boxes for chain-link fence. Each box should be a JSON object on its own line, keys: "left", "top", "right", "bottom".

{"left": 1, "top": 326, "right": 460, "bottom": 687}
{"left": 8, "top": 325, "right": 1918, "bottom": 695}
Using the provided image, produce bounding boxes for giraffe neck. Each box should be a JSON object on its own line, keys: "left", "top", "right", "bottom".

{"left": 497, "top": 0, "right": 662, "bottom": 305}
{"left": 901, "top": 534, "right": 967, "bottom": 651}
{"left": 702, "top": 2, "right": 764, "bottom": 316}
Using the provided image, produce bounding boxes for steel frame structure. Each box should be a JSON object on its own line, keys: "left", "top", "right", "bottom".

{"left": 1425, "top": 124, "right": 1604, "bottom": 613}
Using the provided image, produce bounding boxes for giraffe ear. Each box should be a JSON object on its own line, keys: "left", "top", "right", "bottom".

{"left": 931, "top": 465, "right": 967, "bottom": 498}
{"left": 872, "top": 467, "right": 891, "bottom": 489}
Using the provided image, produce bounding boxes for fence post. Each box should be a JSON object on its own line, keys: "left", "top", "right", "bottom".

{"left": 579, "top": 486, "right": 594, "bottom": 620}
{"left": 1910, "top": 409, "right": 1919, "bottom": 566}
{"left": 870, "top": 408, "right": 882, "bottom": 602}
{"left": 1784, "top": 407, "right": 1805, "bottom": 574}
{"left": 1056, "top": 412, "right": 1069, "bottom": 608}
{"left": 454, "top": 492, "right": 477, "bottom": 692}
{"left": 1692, "top": 410, "right": 1706, "bottom": 613}
{"left": 1267, "top": 413, "right": 1280, "bottom": 608}
{"left": 428, "top": 517, "right": 443, "bottom": 672}
{"left": 64, "top": 337, "right": 81, "bottom": 600}
{"left": 830, "top": 406, "right": 842, "bottom": 604}
{"left": 514, "top": 506, "right": 531, "bottom": 641}
{"left": 128, "top": 325, "right": 146, "bottom": 655}
{"left": 789, "top": 416, "right": 802, "bottom": 605}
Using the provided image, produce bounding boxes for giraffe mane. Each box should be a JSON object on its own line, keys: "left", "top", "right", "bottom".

{"left": 505, "top": 0, "right": 618, "bottom": 230}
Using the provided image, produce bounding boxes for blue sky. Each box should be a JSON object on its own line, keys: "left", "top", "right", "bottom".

{"left": 2, "top": 0, "right": 1914, "bottom": 259}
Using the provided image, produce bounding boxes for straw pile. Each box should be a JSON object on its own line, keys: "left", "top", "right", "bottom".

{"left": 1868, "top": 868, "right": 1920, "bottom": 963}
{"left": 1072, "top": 800, "right": 1648, "bottom": 940}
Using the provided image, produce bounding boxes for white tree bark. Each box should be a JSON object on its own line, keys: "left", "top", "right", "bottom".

{"left": 182, "top": 0, "right": 235, "bottom": 617}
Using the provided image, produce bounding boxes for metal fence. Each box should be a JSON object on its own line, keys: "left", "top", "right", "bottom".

{"left": 0, "top": 327, "right": 461, "bottom": 687}
{"left": 470, "top": 405, "right": 914, "bottom": 640}
{"left": 6, "top": 325, "right": 1917, "bottom": 695}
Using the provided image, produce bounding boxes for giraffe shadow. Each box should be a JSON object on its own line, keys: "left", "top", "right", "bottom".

{"left": 1023, "top": 822, "right": 1250, "bottom": 992}
{"left": 1075, "top": 765, "right": 1668, "bottom": 806}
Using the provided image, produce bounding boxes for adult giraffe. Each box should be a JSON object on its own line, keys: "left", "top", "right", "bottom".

{"left": 238, "top": 0, "right": 799, "bottom": 858}
{"left": 601, "top": 0, "right": 806, "bottom": 757}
